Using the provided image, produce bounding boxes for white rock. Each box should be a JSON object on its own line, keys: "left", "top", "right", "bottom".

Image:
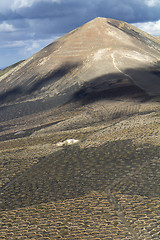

{"left": 14, "top": 130, "right": 25, "bottom": 135}
{"left": 56, "top": 139, "right": 79, "bottom": 147}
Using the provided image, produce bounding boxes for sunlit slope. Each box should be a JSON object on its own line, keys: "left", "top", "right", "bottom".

{"left": 0, "top": 17, "right": 160, "bottom": 107}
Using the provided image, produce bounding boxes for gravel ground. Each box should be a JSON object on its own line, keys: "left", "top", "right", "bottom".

{"left": 0, "top": 95, "right": 160, "bottom": 239}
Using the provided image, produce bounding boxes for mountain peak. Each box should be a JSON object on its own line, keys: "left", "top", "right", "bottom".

{"left": 1, "top": 18, "right": 160, "bottom": 240}
{"left": 0, "top": 17, "right": 160, "bottom": 108}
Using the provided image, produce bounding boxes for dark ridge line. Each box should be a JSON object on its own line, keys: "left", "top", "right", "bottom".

{"left": 107, "top": 21, "right": 160, "bottom": 52}
{"left": 0, "top": 119, "right": 64, "bottom": 142}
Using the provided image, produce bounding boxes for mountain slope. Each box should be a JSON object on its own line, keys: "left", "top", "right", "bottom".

{"left": 0, "top": 17, "right": 160, "bottom": 109}
{"left": 1, "top": 18, "right": 160, "bottom": 240}
{"left": 0, "top": 60, "right": 25, "bottom": 78}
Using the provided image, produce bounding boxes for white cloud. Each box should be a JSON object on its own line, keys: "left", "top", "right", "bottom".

{"left": 25, "top": 41, "right": 41, "bottom": 53}
{"left": 0, "top": 41, "right": 25, "bottom": 48}
{"left": 0, "top": 1, "right": 12, "bottom": 12}
{"left": 145, "top": 0, "right": 160, "bottom": 7}
{"left": 133, "top": 19, "right": 160, "bottom": 36}
{"left": 11, "top": 0, "right": 61, "bottom": 10}
{"left": 18, "top": 37, "right": 59, "bottom": 57}
{"left": 0, "top": 37, "right": 59, "bottom": 67}
{"left": 0, "top": 22, "right": 16, "bottom": 32}
{"left": 0, "top": 37, "right": 59, "bottom": 50}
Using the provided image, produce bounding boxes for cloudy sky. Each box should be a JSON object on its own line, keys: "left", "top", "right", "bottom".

{"left": 0, "top": 0, "right": 160, "bottom": 68}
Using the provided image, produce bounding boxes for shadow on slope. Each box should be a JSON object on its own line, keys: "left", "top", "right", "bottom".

{"left": 72, "top": 63, "right": 160, "bottom": 105}
{"left": 1, "top": 141, "right": 160, "bottom": 210}
{"left": 1, "top": 62, "right": 160, "bottom": 106}
{"left": 0, "top": 62, "right": 80, "bottom": 104}
{"left": 0, "top": 62, "right": 160, "bottom": 122}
